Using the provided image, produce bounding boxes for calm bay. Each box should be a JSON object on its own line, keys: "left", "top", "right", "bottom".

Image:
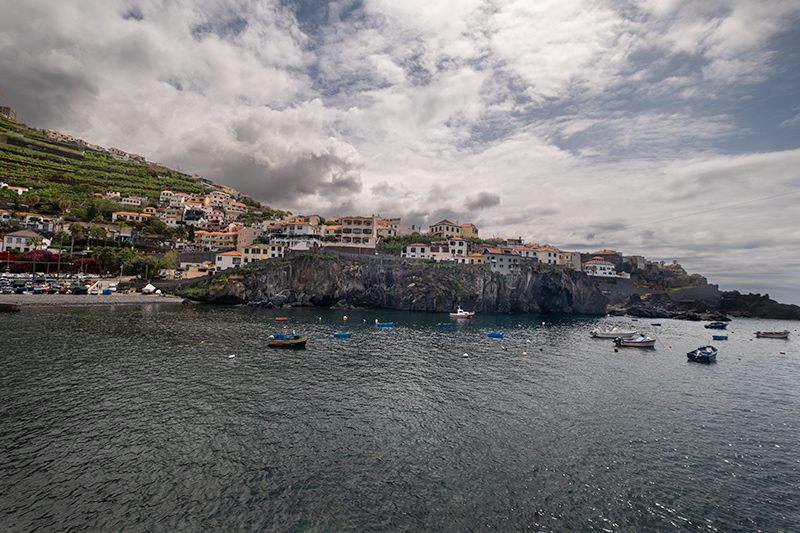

{"left": 2, "top": 304, "right": 798, "bottom": 531}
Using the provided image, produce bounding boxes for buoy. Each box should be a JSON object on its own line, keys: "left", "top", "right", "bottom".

{"left": 201, "top": 340, "right": 204, "bottom": 344}
{"left": 343, "top": 316, "right": 348, "bottom": 320}
{"left": 502, "top": 346, "right": 508, "bottom": 351}
{"left": 522, "top": 352, "right": 527, "bottom": 356}
{"left": 228, "top": 354, "right": 235, "bottom": 358}
{"left": 614, "top": 347, "right": 618, "bottom": 352}
{"left": 526, "top": 340, "right": 531, "bottom": 343}
{"left": 463, "top": 353, "right": 469, "bottom": 358}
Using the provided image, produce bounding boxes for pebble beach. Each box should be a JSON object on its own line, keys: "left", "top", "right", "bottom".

{"left": 0, "top": 292, "right": 185, "bottom": 307}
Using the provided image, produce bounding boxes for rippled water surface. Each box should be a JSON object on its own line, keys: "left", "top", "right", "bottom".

{"left": 2, "top": 304, "right": 799, "bottom": 531}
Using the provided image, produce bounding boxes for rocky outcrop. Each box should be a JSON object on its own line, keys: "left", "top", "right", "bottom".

{"left": 186, "top": 255, "right": 608, "bottom": 315}
{"left": 608, "top": 290, "right": 800, "bottom": 320}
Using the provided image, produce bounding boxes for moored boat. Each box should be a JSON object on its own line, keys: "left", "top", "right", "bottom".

{"left": 487, "top": 332, "right": 504, "bottom": 338}
{"left": 755, "top": 330, "right": 789, "bottom": 339}
{"left": 704, "top": 322, "right": 728, "bottom": 329}
{"left": 333, "top": 332, "right": 352, "bottom": 338}
{"left": 590, "top": 327, "right": 637, "bottom": 339}
{"left": 712, "top": 334, "right": 728, "bottom": 340}
{"left": 376, "top": 321, "right": 393, "bottom": 327}
{"left": 688, "top": 345, "right": 717, "bottom": 363}
{"left": 275, "top": 317, "right": 288, "bottom": 322}
{"left": 437, "top": 322, "right": 452, "bottom": 328}
{"left": 267, "top": 334, "right": 308, "bottom": 348}
{"left": 449, "top": 307, "right": 475, "bottom": 319}
{"left": 615, "top": 336, "right": 657, "bottom": 347}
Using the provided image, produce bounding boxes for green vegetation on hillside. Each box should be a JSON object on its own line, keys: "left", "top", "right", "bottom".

{"left": 0, "top": 115, "right": 209, "bottom": 215}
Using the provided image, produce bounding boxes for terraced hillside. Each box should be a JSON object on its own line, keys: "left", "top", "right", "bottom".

{"left": 0, "top": 115, "right": 208, "bottom": 213}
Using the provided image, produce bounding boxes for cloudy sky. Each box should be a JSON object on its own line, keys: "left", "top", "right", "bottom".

{"left": 2, "top": 0, "right": 800, "bottom": 303}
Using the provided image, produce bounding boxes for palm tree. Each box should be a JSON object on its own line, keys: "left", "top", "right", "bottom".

{"left": 53, "top": 230, "right": 69, "bottom": 279}
{"left": 28, "top": 236, "right": 43, "bottom": 279}
{"left": 68, "top": 222, "right": 83, "bottom": 256}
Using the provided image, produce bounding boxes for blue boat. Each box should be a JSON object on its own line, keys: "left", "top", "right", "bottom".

{"left": 712, "top": 334, "right": 728, "bottom": 340}
{"left": 487, "top": 332, "right": 504, "bottom": 338}
{"left": 704, "top": 322, "right": 727, "bottom": 330}
{"left": 437, "top": 323, "right": 452, "bottom": 328}
{"left": 376, "top": 322, "right": 393, "bottom": 327}
{"left": 333, "top": 332, "right": 352, "bottom": 338}
{"left": 687, "top": 345, "right": 717, "bottom": 363}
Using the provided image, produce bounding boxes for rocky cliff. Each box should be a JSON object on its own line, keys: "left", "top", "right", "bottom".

{"left": 608, "top": 290, "right": 800, "bottom": 320}
{"left": 184, "top": 255, "right": 608, "bottom": 315}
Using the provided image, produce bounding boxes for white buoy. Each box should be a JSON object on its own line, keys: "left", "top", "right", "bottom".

{"left": 463, "top": 353, "right": 469, "bottom": 358}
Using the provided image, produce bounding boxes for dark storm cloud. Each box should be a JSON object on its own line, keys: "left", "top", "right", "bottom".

{"left": 194, "top": 151, "right": 363, "bottom": 206}
{"left": 465, "top": 191, "right": 500, "bottom": 211}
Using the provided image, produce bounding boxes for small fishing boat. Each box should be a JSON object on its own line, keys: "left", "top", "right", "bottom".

{"left": 275, "top": 317, "right": 288, "bottom": 322}
{"left": 704, "top": 322, "right": 727, "bottom": 329}
{"left": 487, "top": 332, "right": 504, "bottom": 338}
{"left": 590, "top": 327, "right": 637, "bottom": 339}
{"left": 651, "top": 323, "right": 662, "bottom": 326}
{"left": 687, "top": 345, "right": 717, "bottom": 363}
{"left": 755, "top": 330, "right": 789, "bottom": 339}
{"left": 376, "top": 321, "right": 393, "bottom": 327}
{"left": 712, "top": 334, "right": 728, "bottom": 340}
{"left": 449, "top": 307, "right": 475, "bottom": 319}
{"left": 615, "top": 336, "right": 657, "bottom": 347}
{"left": 437, "top": 323, "right": 452, "bottom": 328}
{"left": 333, "top": 332, "right": 352, "bottom": 338}
{"left": 267, "top": 334, "right": 307, "bottom": 348}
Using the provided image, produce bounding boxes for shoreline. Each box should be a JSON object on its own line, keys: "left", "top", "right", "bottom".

{"left": 0, "top": 292, "right": 185, "bottom": 307}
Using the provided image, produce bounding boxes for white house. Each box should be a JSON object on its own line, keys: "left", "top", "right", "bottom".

{"left": 215, "top": 250, "right": 242, "bottom": 271}
{"left": 482, "top": 247, "right": 520, "bottom": 273}
{"left": 583, "top": 257, "right": 617, "bottom": 277}
{"left": 2, "top": 229, "right": 51, "bottom": 253}
{"left": 401, "top": 243, "right": 429, "bottom": 259}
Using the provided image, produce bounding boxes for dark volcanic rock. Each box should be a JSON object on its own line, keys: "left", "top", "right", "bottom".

{"left": 188, "top": 255, "right": 608, "bottom": 315}
{"left": 609, "top": 290, "right": 800, "bottom": 320}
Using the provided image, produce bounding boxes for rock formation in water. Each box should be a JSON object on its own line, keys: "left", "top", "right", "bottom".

{"left": 608, "top": 289, "right": 800, "bottom": 320}
{"left": 186, "top": 255, "right": 608, "bottom": 315}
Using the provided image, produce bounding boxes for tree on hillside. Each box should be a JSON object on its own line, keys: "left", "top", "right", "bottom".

{"left": 68, "top": 222, "right": 83, "bottom": 255}
{"left": 54, "top": 230, "right": 69, "bottom": 278}
{"left": 92, "top": 246, "right": 117, "bottom": 274}
{"left": 28, "top": 236, "right": 43, "bottom": 275}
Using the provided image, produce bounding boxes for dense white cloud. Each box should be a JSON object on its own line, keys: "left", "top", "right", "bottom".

{"left": 1, "top": 0, "right": 799, "bottom": 302}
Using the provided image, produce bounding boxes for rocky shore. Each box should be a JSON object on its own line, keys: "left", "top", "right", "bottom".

{"left": 0, "top": 292, "right": 185, "bottom": 307}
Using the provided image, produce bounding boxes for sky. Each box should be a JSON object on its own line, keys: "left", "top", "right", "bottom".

{"left": 2, "top": 0, "right": 800, "bottom": 304}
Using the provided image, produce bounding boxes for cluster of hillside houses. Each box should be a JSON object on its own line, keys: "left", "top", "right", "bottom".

{"left": 2, "top": 183, "right": 634, "bottom": 280}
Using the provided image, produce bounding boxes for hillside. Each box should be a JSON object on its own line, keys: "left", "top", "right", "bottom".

{"left": 0, "top": 115, "right": 208, "bottom": 214}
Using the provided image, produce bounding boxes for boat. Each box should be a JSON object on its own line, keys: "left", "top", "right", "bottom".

{"left": 687, "top": 345, "right": 717, "bottom": 363}
{"left": 267, "top": 334, "right": 307, "bottom": 348}
{"left": 755, "top": 330, "right": 790, "bottom": 339}
{"left": 333, "top": 332, "right": 352, "bottom": 338}
{"left": 376, "top": 322, "right": 393, "bottom": 327}
{"left": 487, "top": 332, "right": 504, "bottom": 338}
{"left": 590, "top": 327, "right": 638, "bottom": 339}
{"left": 449, "top": 307, "right": 475, "bottom": 319}
{"left": 712, "top": 335, "right": 728, "bottom": 340}
{"left": 275, "top": 317, "right": 288, "bottom": 322}
{"left": 704, "top": 322, "right": 728, "bottom": 329}
{"left": 614, "top": 336, "right": 657, "bottom": 347}
{"left": 436, "top": 323, "right": 452, "bottom": 328}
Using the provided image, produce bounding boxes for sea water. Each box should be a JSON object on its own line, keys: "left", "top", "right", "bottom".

{"left": 2, "top": 304, "right": 798, "bottom": 531}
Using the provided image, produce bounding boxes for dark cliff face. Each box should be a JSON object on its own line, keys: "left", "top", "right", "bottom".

{"left": 608, "top": 290, "right": 800, "bottom": 320}
{"left": 191, "top": 256, "right": 608, "bottom": 315}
